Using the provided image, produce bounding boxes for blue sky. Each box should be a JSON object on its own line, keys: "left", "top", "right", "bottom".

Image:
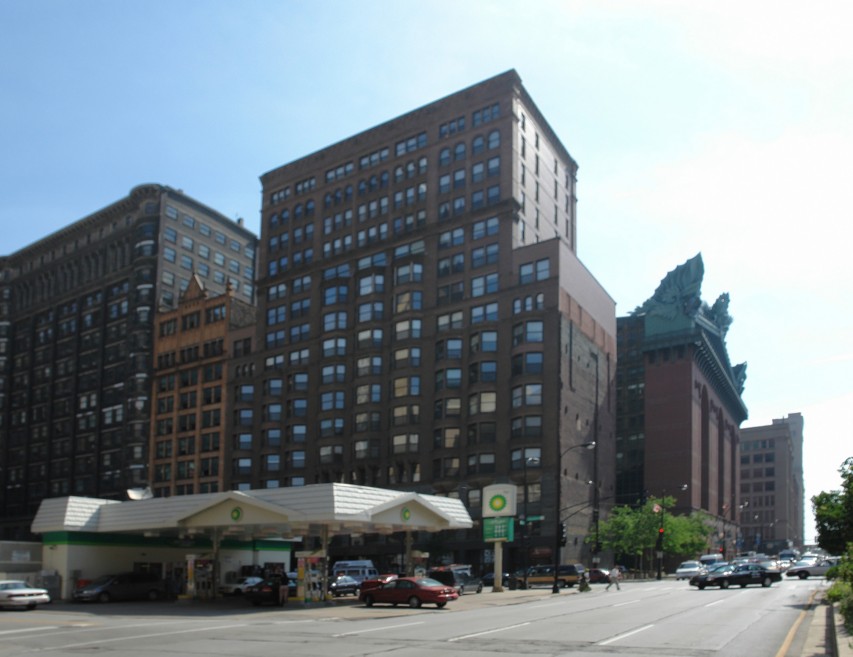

{"left": 2, "top": 0, "right": 850, "bottom": 542}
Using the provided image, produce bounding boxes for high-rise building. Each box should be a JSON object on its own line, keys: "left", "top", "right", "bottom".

{"left": 739, "top": 413, "right": 805, "bottom": 553}
{"left": 0, "top": 185, "right": 257, "bottom": 539}
{"left": 615, "top": 254, "right": 748, "bottom": 558}
{"left": 246, "top": 70, "right": 616, "bottom": 570}
{"left": 150, "top": 275, "right": 257, "bottom": 497}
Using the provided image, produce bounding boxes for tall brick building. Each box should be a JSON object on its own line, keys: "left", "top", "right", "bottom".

{"left": 0, "top": 185, "right": 257, "bottom": 538}
{"left": 739, "top": 413, "right": 805, "bottom": 553}
{"left": 616, "top": 254, "right": 748, "bottom": 558}
{"left": 150, "top": 276, "right": 257, "bottom": 497}
{"left": 241, "top": 70, "right": 617, "bottom": 570}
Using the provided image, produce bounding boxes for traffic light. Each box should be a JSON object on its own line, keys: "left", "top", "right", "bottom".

{"left": 559, "top": 522, "right": 568, "bottom": 546}
{"left": 656, "top": 526, "right": 664, "bottom": 548}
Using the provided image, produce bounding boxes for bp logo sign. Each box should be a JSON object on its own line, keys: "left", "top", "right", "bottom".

{"left": 489, "top": 494, "right": 508, "bottom": 513}
{"left": 481, "top": 484, "right": 516, "bottom": 517}
{"left": 401, "top": 507, "right": 412, "bottom": 522}
{"left": 230, "top": 507, "right": 243, "bottom": 522}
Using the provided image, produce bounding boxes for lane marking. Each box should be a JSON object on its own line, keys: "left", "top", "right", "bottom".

{"left": 37, "top": 623, "right": 248, "bottom": 651}
{"left": 333, "top": 621, "right": 424, "bottom": 637}
{"left": 449, "top": 621, "right": 531, "bottom": 642}
{"left": 598, "top": 623, "right": 655, "bottom": 646}
{"left": 613, "top": 599, "right": 639, "bottom": 608}
{"left": 704, "top": 599, "right": 727, "bottom": 608}
{"left": 0, "top": 627, "right": 59, "bottom": 636}
{"left": 774, "top": 589, "right": 818, "bottom": 657}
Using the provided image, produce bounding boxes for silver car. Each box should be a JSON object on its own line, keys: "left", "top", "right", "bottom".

{"left": 785, "top": 558, "right": 838, "bottom": 579}
{"left": 0, "top": 580, "right": 51, "bottom": 610}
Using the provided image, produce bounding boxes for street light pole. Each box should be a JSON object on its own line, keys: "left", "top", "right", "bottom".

{"left": 521, "top": 454, "right": 539, "bottom": 590}
{"left": 552, "top": 441, "right": 595, "bottom": 594}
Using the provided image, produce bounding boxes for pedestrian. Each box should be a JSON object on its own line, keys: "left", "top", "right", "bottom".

{"left": 605, "top": 565, "right": 622, "bottom": 591}
{"left": 278, "top": 570, "right": 290, "bottom": 605}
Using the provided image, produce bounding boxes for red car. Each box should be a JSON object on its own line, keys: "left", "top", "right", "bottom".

{"left": 359, "top": 576, "right": 458, "bottom": 608}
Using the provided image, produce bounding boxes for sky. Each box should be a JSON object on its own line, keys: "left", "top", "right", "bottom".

{"left": 1, "top": 0, "right": 850, "bottom": 543}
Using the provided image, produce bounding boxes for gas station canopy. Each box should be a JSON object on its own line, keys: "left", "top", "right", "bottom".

{"left": 31, "top": 483, "right": 474, "bottom": 541}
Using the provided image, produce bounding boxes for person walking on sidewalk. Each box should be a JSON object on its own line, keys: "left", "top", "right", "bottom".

{"left": 605, "top": 565, "right": 622, "bottom": 591}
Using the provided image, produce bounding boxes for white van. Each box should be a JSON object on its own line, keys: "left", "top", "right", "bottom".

{"left": 331, "top": 560, "right": 379, "bottom": 584}
{"left": 699, "top": 553, "right": 724, "bottom": 567}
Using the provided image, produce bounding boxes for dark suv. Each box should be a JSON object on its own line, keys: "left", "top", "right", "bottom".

{"left": 427, "top": 569, "right": 483, "bottom": 595}
{"left": 72, "top": 572, "right": 166, "bottom": 602}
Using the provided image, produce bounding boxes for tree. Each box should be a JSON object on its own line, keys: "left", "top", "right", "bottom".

{"left": 593, "top": 497, "right": 713, "bottom": 570}
{"left": 812, "top": 457, "right": 853, "bottom": 556}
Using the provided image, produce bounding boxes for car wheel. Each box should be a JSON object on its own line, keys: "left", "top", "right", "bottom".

{"left": 719, "top": 579, "right": 730, "bottom": 589}
{"left": 459, "top": 585, "right": 465, "bottom": 595}
{"left": 97, "top": 592, "right": 111, "bottom": 603}
{"left": 364, "top": 594, "right": 374, "bottom": 607}
{"left": 740, "top": 584, "right": 747, "bottom": 588}
{"left": 408, "top": 596, "right": 422, "bottom": 608}
{"left": 26, "top": 603, "right": 36, "bottom": 610}
{"left": 762, "top": 577, "right": 772, "bottom": 587}
{"left": 698, "top": 584, "right": 706, "bottom": 590}
{"left": 798, "top": 571, "right": 809, "bottom": 580}
{"left": 476, "top": 583, "right": 483, "bottom": 594}
{"left": 437, "top": 602, "right": 447, "bottom": 608}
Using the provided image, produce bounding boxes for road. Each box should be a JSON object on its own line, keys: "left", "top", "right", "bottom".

{"left": 0, "top": 577, "right": 826, "bottom": 657}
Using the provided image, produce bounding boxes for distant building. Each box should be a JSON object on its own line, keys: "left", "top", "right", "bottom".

{"left": 615, "top": 254, "right": 748, "bottom": 558}
{"left": 739, "top": 413, "right": 805, "bottom": 553}
{"left": 246, "top": 69, "right": 617, "bottom": 570}
{"left": 150, "top": 275, "right": 257, "bottom": 497}
{"left": 0, "top": 185, "right": 257, "bottom": 539}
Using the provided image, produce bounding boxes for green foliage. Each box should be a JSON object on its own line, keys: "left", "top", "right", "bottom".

{"left": 591, "top": 496, "right": 714, "bottom": 562}
{"left": 812, "top": 458, "right": 853, "bottom": 556}
{"left": 811, "top": 459, "right": 853, "bottom": 631}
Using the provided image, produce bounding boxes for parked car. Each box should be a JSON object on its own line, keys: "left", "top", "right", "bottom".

{"left": 517, "top": 564, "right": 579, "bottom": 589}
{"left": 359, "top": 574, "right": 398, "bottom": 592}
{"left": 0, "top": 580, "right": 51, "bottom": 610}
{"left": 785, "top": 558, "right": 838, "bottom": 579}
{"left": 328, "top": 575, "right": 360, "bottom": 597}
{"left": 481, "top": 571, "right": 511, "bottom": 588}
{"left": 218, "top": 576, "right": 263, "bottom": 596}
{"left": 359, "top": 576, "right": 458, "bottom": 608}
{"left": 72, "top": 572, "right": 166, "bottom": 602}
{"left": 245, "top": 576, "right": 289, "bottom": 606}
{"left": 427, "top": 568, "right": 483, "bottom": 594}
{"left": 675, "top": 561, "right": 704, "bottom": 580}
{"left": 587, "top": 568, "right": 611, "bottom": 584}
{"left": 691, "top": 563, "right": 782, "bottom": 590}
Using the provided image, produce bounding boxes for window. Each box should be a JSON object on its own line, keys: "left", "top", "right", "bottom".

{"left": 471, "top": 273, "right": 498, "bottom": 297}
{"left": 470, "top": 330, "right": 498, "bottom": 353}
{"left": 322, "top": 364, "right": 347, "bottom": 383}
{"left": 356, "top": 384, "right": 381, "bottom": 404}
{"left": 468, "top": 391, "right": 497, "bottom": 414}
{"left": 357, "top": 355, "right": 382, "bottom": 376}
{"left": 395, "top": 319, "right": 421, "bottom": 340}
{"left": 512, "top": 383, "right": 543, "bottom": 407}
{"left": 513, "top": 320, "right": 544, "bottom": 345}
{"left": 472, "top": 216, "right": 499, "bottom": 240}
{"left": 393, "top": 376, "right": 421, "bottom": 397}
{"left": 470, "top": 360, "right": 497, "bottom": 383}
{"left": 393, "top": 347, "right": 421, "bottom": 368}
{"left": 512, "top": 416, "right": 543, "bottom": 438}
{"left": 471, "top": 243, "right": 498, "bottom": 268}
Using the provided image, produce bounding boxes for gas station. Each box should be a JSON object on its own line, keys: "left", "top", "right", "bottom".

{"left": 30, "top": 483, "right": 472, "bottom": 601}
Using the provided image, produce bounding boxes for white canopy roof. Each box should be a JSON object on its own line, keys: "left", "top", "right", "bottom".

{"left": 31, "top": 483, "right": 473, "bottom": 540}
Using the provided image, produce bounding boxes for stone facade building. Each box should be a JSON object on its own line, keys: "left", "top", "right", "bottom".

{"left": 245, "top": 70, "right": 617, "bottom": 570}
{"left": 616, "top": 254, "right": 748, "bottom": 558}
{"left": 739, "top": 413, "right": 805, "bottom": 553}
{"left": 150, "top": 275, "right": 257, "bottom": 497}
{"left": 0, "top": 185, "right": 257, "bottom": 538}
